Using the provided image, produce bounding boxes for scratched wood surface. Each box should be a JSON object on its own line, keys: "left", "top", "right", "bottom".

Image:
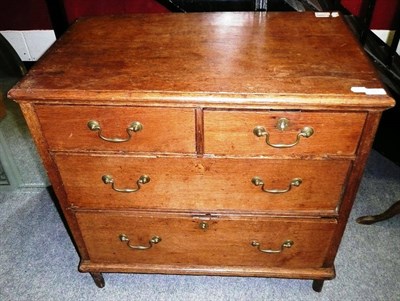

{"left": 76, "top": 211, "right": 337, "bottom": 269}
{"left": 55, "top": 153, "right": 350, "bottom": 215}
{"left": 9, "top": 12, "right": 394, "bottom": 109}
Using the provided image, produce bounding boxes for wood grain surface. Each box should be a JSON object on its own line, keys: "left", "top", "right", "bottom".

{"left": 9, "top": 13, "right": 394, "bottom": 109}
{"left": 204, "top": 110, "right": 366, "bottom": 156}
{"left": 35, "top": 105, "right": 196, "bottom": 153}
{"left": 55, "top": 153, "right": 350, "bottom": 215}
{"left": 76, "top": 211, "right": 337, "bottom": 269}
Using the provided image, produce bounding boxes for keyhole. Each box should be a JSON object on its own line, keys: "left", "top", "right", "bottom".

{"left": 199, "top": 221, "right": 209, "bottom": 230}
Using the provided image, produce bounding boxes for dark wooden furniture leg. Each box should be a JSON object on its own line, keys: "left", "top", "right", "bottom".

{"left": 90, "top": 272, "right": 105, "bottom": 288}
{"left": 356, "top": 200, "right": 400, "bottom": 225}
{"left": 312, "top": 280, "right": 324, "bottom": 292}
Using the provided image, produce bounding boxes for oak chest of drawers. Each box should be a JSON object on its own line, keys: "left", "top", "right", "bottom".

{"left": 9, "top": 12, "right": 395, "bottom": 291}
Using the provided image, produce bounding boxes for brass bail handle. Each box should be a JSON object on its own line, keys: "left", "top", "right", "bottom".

{"left": 251, "top": 177, "right": 302, "bottom": 194}
{"left": 119, "top": 234, "right": 161, "bottom": 250}
{"left": 87, "top": 120, "right": 143, "bottom": 143}
{"left": 102, "top": 175, "right": 150, "bottom": 193}
{"left": 251, "top": 240, "right": 294, "bottom": 254}
{"left": 253, "top": 117, "right": 314, "bottom": 148}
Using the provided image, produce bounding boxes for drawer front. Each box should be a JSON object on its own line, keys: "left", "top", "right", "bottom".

{"left": 76, "top": 212, "right": 337, "bottom": 268}
{"left": 35, "top": 105, "right": 196, "bottom": 153}
{"left": 204, "top": 110, "right": 366, "bottom": 156}
{"left": 56, "top": 154, "right": 351, "bottom": 214}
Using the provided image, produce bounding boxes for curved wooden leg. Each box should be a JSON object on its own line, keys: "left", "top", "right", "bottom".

{"left": 356, "top": 200, "right": 400, "bottom": 225}
{"left": 90, "top": 272, "right": 105, "bottom": 288}
{"left": 312, "top": 280, "right": 324, "bottom": 292}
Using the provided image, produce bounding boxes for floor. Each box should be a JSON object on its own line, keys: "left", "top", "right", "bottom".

{"left": 0, "top": 91, "right": 48, "bottom": 191}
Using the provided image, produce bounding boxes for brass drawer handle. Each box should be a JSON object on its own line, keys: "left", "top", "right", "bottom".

{"left": 102, "top": 174, "right": 150, "bottom": 193}
{"left": 87, "top": 120, "right": 143, "bottom": 143}
{"left": 251, "top": 240, "right": 294, "bottom": 254}
{"left": 119, "top": 234, "right": 161, "bottom": 250}
{"left": 253, "top": 125, "right": 314, "bottom": 148}
{"left": 251, "top": 176, "right": 302, "bottom": 194}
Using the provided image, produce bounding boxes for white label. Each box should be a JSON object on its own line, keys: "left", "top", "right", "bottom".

{"left": 315, "top": 12, "right": 331, "bottom": 18}
{"left": 351, "top": 86, "right": 387, "bottom": 95}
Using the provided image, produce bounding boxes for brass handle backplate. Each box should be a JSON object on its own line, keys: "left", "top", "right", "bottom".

{"left": 87, "top": 120, "right": 143, "bottom": 143}
{"left": 119, "top": 234, "right": 161, "bottom": 250}
{"left": 251, "top": 176, "right": 302, "bottom": 194}
{"left": 253, "top": 118, "right": 314, "bottom": 148}
{"left": 251, "top": 240, "right": 294, "bottom": 253}
{"left": 102, "top": 174, "right": 150, "bottom": 193}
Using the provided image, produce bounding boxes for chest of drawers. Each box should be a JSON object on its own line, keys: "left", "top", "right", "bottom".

{"left": 9, "top": 12, "right": 395, "bottom": 291}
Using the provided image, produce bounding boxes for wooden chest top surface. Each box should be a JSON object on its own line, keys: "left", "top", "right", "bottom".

{"left": 10, "top": 12, "right": 394, "bottom": 108}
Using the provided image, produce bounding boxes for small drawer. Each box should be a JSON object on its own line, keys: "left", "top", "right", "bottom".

{"left": 76, "top": 211, "right": 337, "bottom": 269}
{"left": 204, "top": 110, "right": 366, "bottom": 156}
{"left": 35, "top": 105, "right": 196, "bottom": 153}
{"left": 56, "top": 153, "right": 351, "bottom": 215}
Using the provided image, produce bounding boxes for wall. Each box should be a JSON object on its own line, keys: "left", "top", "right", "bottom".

{"left": 0, "top": 0, "right": 54, "bottom": 61}
{"left": 1, "top": 0, "right": 398, "bottom": 31}
{"left": 63, "top": 0, "right": 168, "bottom": 25}
{"left": 0, "top": 0, "right": 52, "bottom": 30}
{"left": 341, "top": 0, "right": 399, "bottom": 29}
{"left": 341, "top": 0, "right": 399, "bottom": 48}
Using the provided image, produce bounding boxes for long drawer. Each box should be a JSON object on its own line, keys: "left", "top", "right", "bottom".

{"left": 76, "top": 211, "right": 337, "bottom": 269}
{"left": 204, "top": 110, "right": 366, "bottom": 156}
{"left": 55, "top": 154, "right": 351, "bottom": 214}
{"left": 35, "top": 105, "right": 196, "bottom": 153}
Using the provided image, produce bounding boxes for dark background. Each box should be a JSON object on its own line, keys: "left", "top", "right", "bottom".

{"left": 0, "top": 0, "right": 398, "bottom": 30}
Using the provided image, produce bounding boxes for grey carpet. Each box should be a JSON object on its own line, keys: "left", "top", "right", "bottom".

{"left": 0, "top": 150, "right": 399, "bottom": 301}
{"left": 0, "top": 91, "right": 48, "bottom": 190}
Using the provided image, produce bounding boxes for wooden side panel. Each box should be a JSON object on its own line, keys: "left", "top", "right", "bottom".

{"left": 18, "top": 103, "right": 89, "bottom": 258}
{"left": 324, "top": 111, "right": 383, "bottom": 266}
